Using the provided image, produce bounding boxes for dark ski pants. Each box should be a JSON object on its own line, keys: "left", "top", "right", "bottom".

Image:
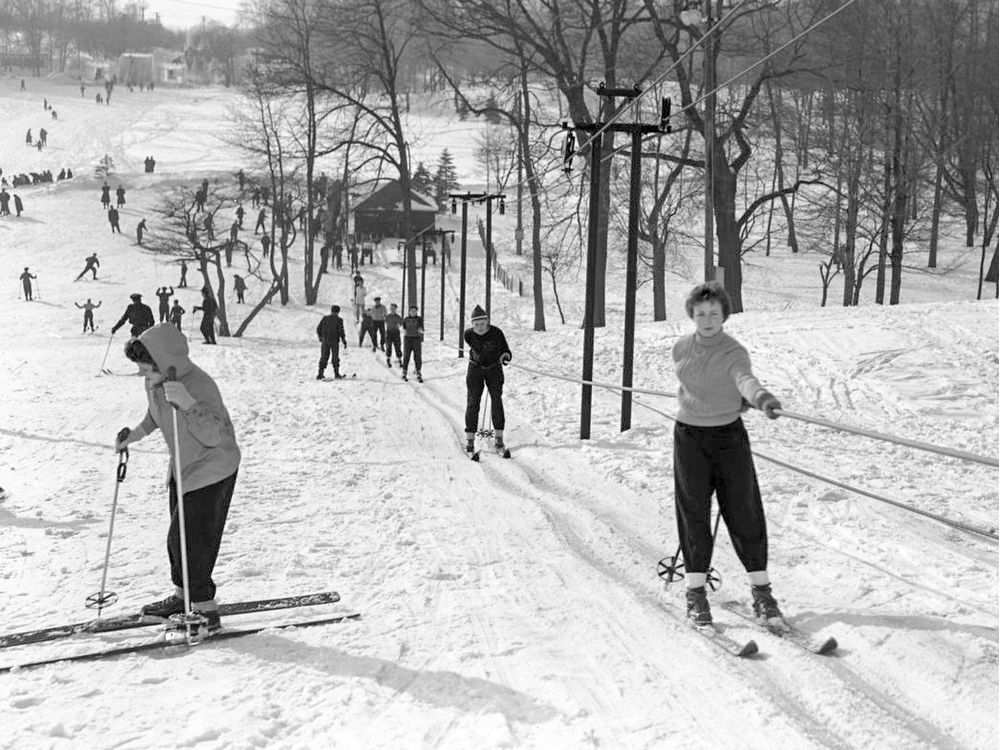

{"left": 372, "top": 321, "right": 385, "bottom": 348}
{"left": 167, "top": 472, "right": 237, "bottom": 602}
{"left": 83, "top": 311, "right": 94, "bottom": 332}
{"left": 465, "top": 365, "right": 504, "bottom": 433}
{"left": 200, "top": 316, "right": 216, "bottom": 344}
{"left": 159, "top": 304, "right": 169, "bottom": 322}
{"left": 318, "top": 341, "right": 341, "bottom": 375}
{"left": 403, "top": 337, "right": 422, "bottom": 373}
{"left": 385, "top": 330, "right": 401, "bottom": 359}
{"left": 673, "top": 419, "right": 767, "bottom": 575}
{"left": 359, "top": 325, "right": 377, "bottom": 348}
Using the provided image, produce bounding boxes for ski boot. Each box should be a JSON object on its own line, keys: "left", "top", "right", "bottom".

{"left": 465, "top": 439, "right": 475, "bottom": 454}
{"left": 191, "top": 606, "right": 221, "bottom": 636}
{"left": 316, "top": 372, "right": 325, "bottom": 380}
{"left": 401, "top": 371, "right": 408, "bottom": 381}
{"left": 685, "top": 586, "right": 713, "bottom": 627}
{"left": 386, "top": 358, "right": 392, "bottom": 367}
{"left": 140, "top": 593, "right": 185, "bottom": 620}
{"left": 416, "top": 371, "right": 423, "bottom": 383}
{"left": 751, "top": 584, "right": 783, "bottom": 621}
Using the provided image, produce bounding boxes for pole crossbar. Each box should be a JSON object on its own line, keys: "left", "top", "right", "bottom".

{"left": 776, "top": 409, "right": 998, "bottom": 468}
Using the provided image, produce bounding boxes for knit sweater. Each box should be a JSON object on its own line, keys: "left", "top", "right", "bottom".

{"left": 673, "top": 331, "right": 765, "bottom": 427}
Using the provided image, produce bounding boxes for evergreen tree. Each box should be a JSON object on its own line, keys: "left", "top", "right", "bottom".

{"left": 433, "top": 149, "right": 460, "bottom": 211}
{"left": 411, "top": 161, "right": 434, "bottom": 198}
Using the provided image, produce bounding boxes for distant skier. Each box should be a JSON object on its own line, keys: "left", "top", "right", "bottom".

{"left": 670, "top": 281, "right": 784, "bottom": 628}
{"left": 178, "top": 259, "right": 188, "bottom": 288}
{"left": 110, "top": 293, "right": 155, "bottom": 337}
{"left": 463, "top": 305, "right": 512, "bottom": 453}
{"left": 401, "top": 305, "right": 424, "bottom": 383}
{"left": 352, "top": 278, "right": 366, "bottom": 323}
{"left": 316, "top": 304, "right": 348, "bottom": 380}
{"left": 115, "top": 323, "right": 241, "bottom": 635}
{"left": 155, "top": 286, "right": 175, "bottom": 322}
{"left": 100, "top": 183, "right": 111, "bottom": 209}
{"left": 204, "top": 213, "right": 214, "bottom": 241}
{"left": 358, "top": 307, "right": 377, "bottom": 349}
{"left": 254, "top": 208, "right": 266, "bottom": 234}
{"left": 116, "top": 185, "right": 126, "bottom": 208}
{"left": 76, "top": 252, "right": 100, "bottom": 281}
{"left": 233, "top": 274, "right": 246, "bottom": 304}
{"left": 19, "top": 267, "right": 37, "bottom": 301}
{"left": 192, "top": 287, "right": 217, "bottom": 344}
{"left": 370, "top": 297, "right": 387, "bottom": 351}
{"left": 25, "top": 129, "right": 32, "bottom": 146}
{"left": 235, "top": 204, "right": 244, "bottom": 229}
{"left": 38, "top": 127, "right": 47, "bottom": 147}
{"left": 261, "top": 233, "right": 270, "bottom": 258}
{"left": 0, "top": 189, "right": 9, "bottom": 215}
{"left": 13, "top": 193, "right": 23, "bottom": 217}
{"left": 136, "top": 218, "right": 147, "bottom": 245}
{"left": 75, "top": 298, "right": 101, "bottom": 333}
{"left": 108, "top": 206, "right": 121, "bottom": 234}
{"left": 169, "top": 299, "right": 185, "bottom": 331}
{"left": 384, "top": 303, "right": 402, "bottom": 368}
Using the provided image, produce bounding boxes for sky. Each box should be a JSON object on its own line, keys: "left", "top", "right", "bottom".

{"left": 147, "top": 0, "right": 245, "bottom": 30}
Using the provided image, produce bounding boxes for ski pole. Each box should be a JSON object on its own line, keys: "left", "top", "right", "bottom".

{"left": 98, "top": 331, "right": 115, "bottom": 374}
{"left": 165, "top": 366, "right": 196, "bottom": 637}
{"left": 657, "top": 511, "right": 723, "bottom": 589}
{"left": 86, "top": 428, "right": 130, "bottom": 616}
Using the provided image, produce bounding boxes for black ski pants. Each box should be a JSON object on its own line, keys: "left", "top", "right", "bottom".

{"left": 465, "top": 364, "right": 504, "bottom": 433}
{"left": 403, "top": 337, "right": 422, "bottom": 373}
{"left": 159, "top": 303, "right": 169, "bottom": 322}
{"left": 385, "top": 330, "right": 401, "bottom": 359}
{"left": 673, "top": 419, "right": 767, "bottom": 575}
{"left": 318, "top": 341, "right": 341, "bottom": 375}
{"left": 372, "top": 321, "right": 385, "bottom": 348}
{"left": 83, "top": 311, "right": 94, "bottom": 331}
{"left": 167, "top": 472, "right": 237, "bottom": 602}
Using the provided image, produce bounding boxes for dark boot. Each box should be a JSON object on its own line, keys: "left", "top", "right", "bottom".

{"left": 751, "top": 584, "right": 783, "bottom": 620}
{"left": 685, "top": 586, "right": 712, "bottom": 626}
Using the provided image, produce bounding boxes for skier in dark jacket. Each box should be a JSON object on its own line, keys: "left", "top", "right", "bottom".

{"left": 463, "top": 305, "right": 512, "bottom": 453}
{"left": 108, "top": 206, "right": 122, "bottom": 234}
{"left": 76, "top": 253, "right": 100, "bottom": 281}
{"left": 316, "top": 305, "right": 348, "bottom": 379}
{"left": 13, "top": 193, "right": 23, "bottom": 216}
{"left": 115, "top": 185, "right": 126, "bottom": 208}
{"left": 100, "top": 182, "right": 111, "bottom": 209}
{"left": 233, "top": 275, "right": 247, "bottom": 303}
{"left": 192, "top": 287, "right": 218, "bottom": 344}
{"left": 20, "top": 267, "right": 37, "bottom": 300}
{"left": 358, "top": 307, "right": 377, "bottom": 349}
{"left": 115, "top": 323, "right": 241, "bottom": 634}
{"left": 137, "top": 218, "right": 147, "bottom": 245}
{"left": 111, "top": 293, "right": 155, "bottom": 337}
{"left": 401, "top": 306, "right": 424, "bottom": 382}
{"left": 670, "top": 281, "right": 784, "bottom": 628}
{"left": 155, "top": 286, "right": 175, "bottom": 322}
{"left": 178, "top": 259, "right": 188, "bottom": 288}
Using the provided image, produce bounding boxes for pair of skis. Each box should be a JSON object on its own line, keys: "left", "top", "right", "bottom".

{"left": 0, "top": 591, "right": 359, "bottom": 673}
{"left": 679, "top": 599, "right": 838, "bottom": 658}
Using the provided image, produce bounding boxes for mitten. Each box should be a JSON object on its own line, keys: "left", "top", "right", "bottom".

{"left": 754, "top": 390, "right": 782, "bottom": 419}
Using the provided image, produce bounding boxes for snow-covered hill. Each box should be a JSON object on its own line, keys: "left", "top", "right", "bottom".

{"left": 1, "top": 77, "right": 997, "bottom": 750}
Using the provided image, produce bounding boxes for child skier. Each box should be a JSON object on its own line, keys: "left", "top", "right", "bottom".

{"left": 463, "top": 305, "right": 512, "bottom": 452}
{"left": 671, "top": 281, "right": 783, "bottom": 627}
{"left": 115, "top": 324, "right": 241, "bottom": 634}
{"left": 384, "top": 303, "right": 403, "bottom": 367}
{"left": 401, "top": 305, "right": 424, "bottom": 383}
{"left": 169, "top": 300, "right": 185, "bottom": 331}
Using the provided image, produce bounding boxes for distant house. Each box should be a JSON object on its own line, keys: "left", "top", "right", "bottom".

{"left": 352, "top": 180, "right": 438, "bottom": 239}
{"left": 117, "top": 50, "right": 186, "bottom": 85}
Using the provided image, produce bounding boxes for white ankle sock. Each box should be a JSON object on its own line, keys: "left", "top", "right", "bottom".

{"left": 748, "top": 571, "right": 770, "bottom": 587}
{"left": 686, "top": 573, "right": 707, "bottom": 590}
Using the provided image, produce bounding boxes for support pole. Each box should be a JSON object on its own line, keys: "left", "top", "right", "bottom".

{"left": 703, "top": 0, "right": 716, "bottom": 282}
{"left": 580, "top": 131, "right": 603, "bottom": 440}
{"left": 400, "top": 243, "right": 407, "bottom": 312}
{"left": 458, "top": 201, "right": 468, "bottom": 358}
{"left": 621, "top": 125, "right": 642, "bottom": 432}
{"left": 485, "top": 196, "right": 493, "bottom": 315}
{"left": 440, "top": 233, "right": 448, "bottom": 341}
{"left": 420, "top": 242, "right": 427, "bottom": 317}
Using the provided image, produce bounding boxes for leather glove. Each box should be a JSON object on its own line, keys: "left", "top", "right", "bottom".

{"left": 501, "top": 353, "right": 512, "bottom": 366}
{"left": 163, "top": 381, "right": 196, "bottom": 411}
{"left": 754, "top": 390, "right": 782, "bottom": 419}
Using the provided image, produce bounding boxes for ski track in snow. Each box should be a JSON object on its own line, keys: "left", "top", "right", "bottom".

{"left": 1, "top": 79, "right": 997, "bottom": 750}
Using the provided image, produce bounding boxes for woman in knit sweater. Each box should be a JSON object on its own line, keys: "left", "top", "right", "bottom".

{"left": 672, "top": 281, "right": 783, "bottom": 627}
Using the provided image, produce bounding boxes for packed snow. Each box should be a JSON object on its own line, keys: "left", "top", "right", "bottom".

{"left": 1, "top": 78, "right": 997, "bottom": 750}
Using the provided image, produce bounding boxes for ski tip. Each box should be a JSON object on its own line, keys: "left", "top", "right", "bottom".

{"left": 738, "top": 640, "right": 759, "bottom": 658}
{"left": 816, "top": 636, "right": 838, "bottom": 655}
